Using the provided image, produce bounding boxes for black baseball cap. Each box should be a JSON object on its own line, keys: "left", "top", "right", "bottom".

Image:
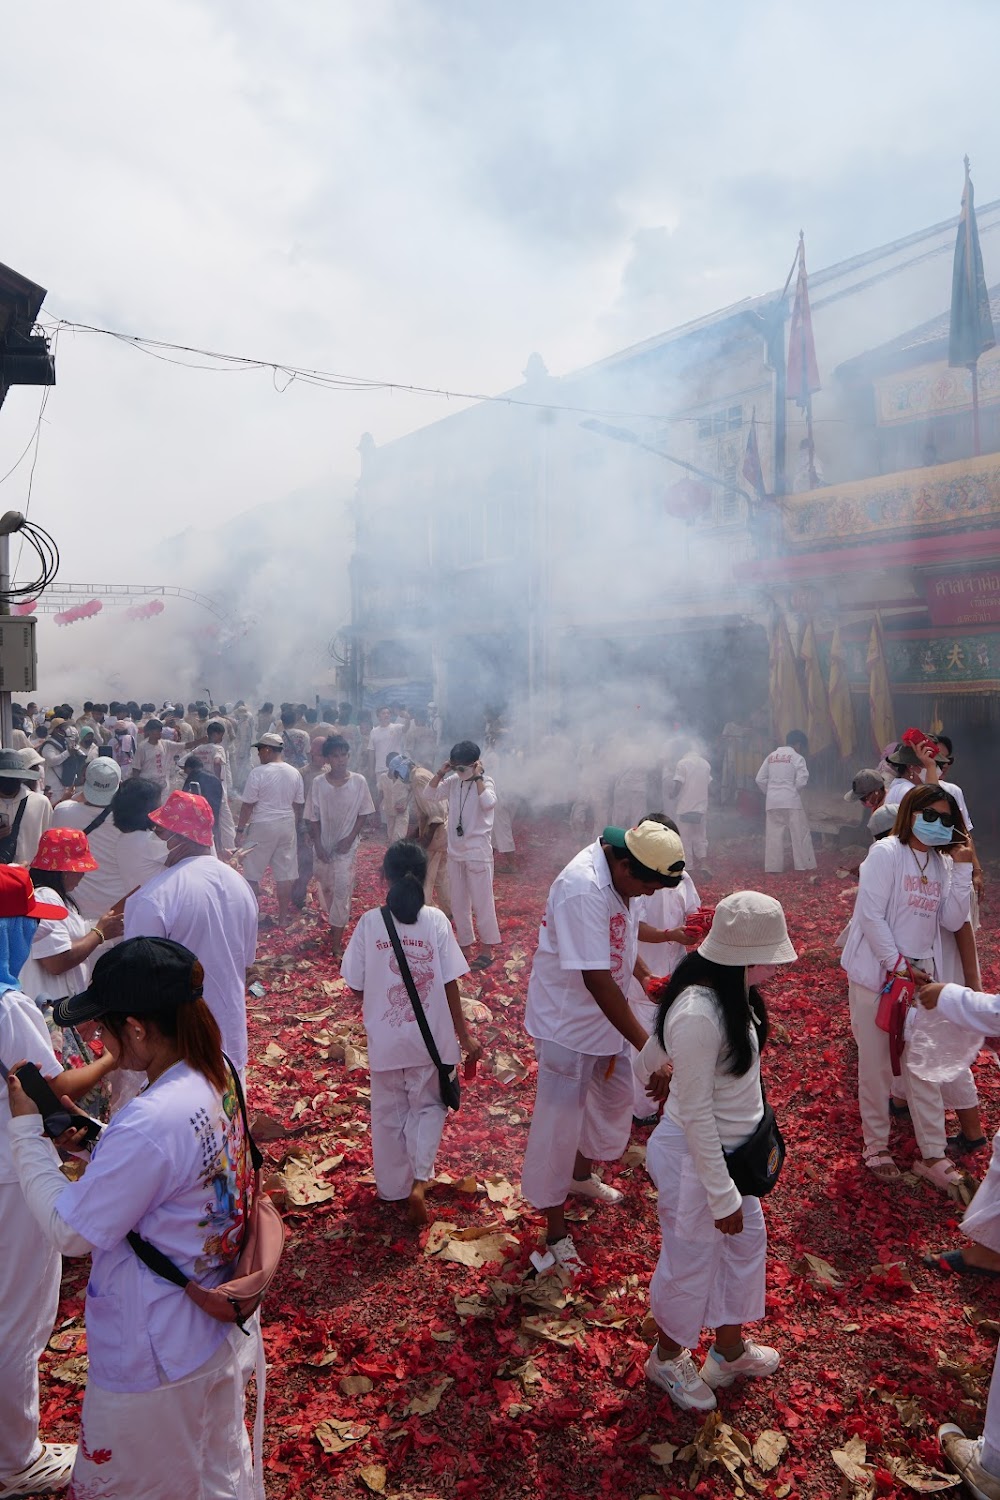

{"left": 53, "top": 936, "right": 204, "bottom": 1027}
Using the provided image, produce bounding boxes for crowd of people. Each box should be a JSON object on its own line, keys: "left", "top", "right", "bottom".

{"left": 2, "top": 695, "right": 1000, "bottom": 1498}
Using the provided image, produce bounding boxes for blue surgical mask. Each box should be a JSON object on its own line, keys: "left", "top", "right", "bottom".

{"left": 912, "top": 814, "right": 953, "bottom": 847}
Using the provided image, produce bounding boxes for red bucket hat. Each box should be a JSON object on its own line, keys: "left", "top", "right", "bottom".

{"left": 0, "top": 866, "right": 68, "bottom": 919}
{"left": 33, "top": 828, "right": 99, "bottom": 873}
{"left": 149, "top": 790, "right": 215, "bottom": 847}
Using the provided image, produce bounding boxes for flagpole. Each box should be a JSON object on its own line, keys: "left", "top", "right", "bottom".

{"left": 971, "top": 362, "right": 981, "bottom": 456}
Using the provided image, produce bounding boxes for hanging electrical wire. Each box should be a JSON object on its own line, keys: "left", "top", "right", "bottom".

{"left": 4, "top": 517, "right": 60, "bottom": 600}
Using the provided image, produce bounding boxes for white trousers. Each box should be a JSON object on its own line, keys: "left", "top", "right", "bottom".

{"left": 244, "top": 817, "right": 297, "bottom": 883}
{"left": 448, "top": 856, "right": 501, "bottom": 947}
{"left": 646, "top": 1121, "right": 767, "bottom": 1349}
{"left": 847, "top": 981, "right": 946, "bottom": 1159}
{"left": 491, "top": 800, "right": 516, "bottom": 854}
{"left": 0, "top": 1181, "right": 61, "bottom": 1476}
{"left": 961, "top": 1131, "right": 1000, "bottom": 1253}
{"left": 314, "top": 843, "right": 359, "bottom": 929}
{"left": 69, "top": 1323, "right": 258, "bottom": 1500}
{"left": 764, "top": 806, "right": 816, "bottom": 872}
{"left": 629, "top": 994, "right": 659, "bottom": 1114}
{"left": 370, "top": 1065, "right": 447, "bottom": 1200}
{"left": 218, "top": 796, "right": 237, "bottom": 854}
{"left": 521, "top": 1037, "right": 634, "bottom": 1209}
{"left": 678, "top": 817, "right": 708, "bottom": 864}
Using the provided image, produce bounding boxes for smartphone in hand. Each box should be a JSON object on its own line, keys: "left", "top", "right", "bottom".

{"left": 14, "top": 1063, "right": 102, "bottom": 1144}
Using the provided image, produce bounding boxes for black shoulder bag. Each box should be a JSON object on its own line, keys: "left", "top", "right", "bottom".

{"left": 83, "top": 805, "right": 114, "bottom": 837}
{"left": 0, "top": 798, "right": 28, "bottom": 865}
{"left": 380, "top": 905, "right": 460, "bottom": 1111}
{"left": 722, "top": 1082, "right": 785, "bottom": 1198}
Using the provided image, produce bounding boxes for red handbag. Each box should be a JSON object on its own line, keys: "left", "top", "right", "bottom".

{"left": 876, "top": 956, "right": 915, "bottom": 1077}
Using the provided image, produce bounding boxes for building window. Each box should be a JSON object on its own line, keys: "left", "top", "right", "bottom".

{"left": 697, "top": 404, "right": 743, "bottom": 441}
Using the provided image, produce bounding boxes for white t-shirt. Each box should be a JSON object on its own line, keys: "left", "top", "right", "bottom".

{"left": 242, "top": 761, "right": 304, "bottom": 823}
{"left": 0, "top": 986, "right": 60, "bottom": 1183}
{"left": 342, "top": 904, "right": 468, "bottom": 1070}
{"left": 840, "top": 836, "right": 973, "bottom": 991}
{"left": 670, "top": 753, "right": 712, "bottom": 818}
{"left": 635, "top": 985, "right": 762, "bottom": 1219}
{"left": 56, "top": 1060, "right": 251, "bottom": 1392}
{"left": 20, "top": 888, "right": 94, "bottom": 1003}
{"left": 52, "top": 799, "right": 167, "bottom": 918}
{"left": 755, "top": 747, "right": 808, "bottom": 809}
{"left": 306, "top": 773, "right": 375, "bottom": 852}
{"left": 438, "top": 772, "right": 496, "bottom": 860}
{"left": 124, "top": 858, "right": 258, "bottom": 1074}
{"left": 132, "top": 740, "right": 174, "bottom": 789}
{"left": 631, "top": 873, "right": 700, "bottom": 991}
{"left": 888, "top": 774, "right": 974, "bottom": 833}
{"left": 0, "top": 788, "right": 52, "bottom": 866}
{"left": 525, "top": 839, "right": 639, "bottom": 1056}
{"left": 370, "top": 722, "right": 405, "bottom": 771}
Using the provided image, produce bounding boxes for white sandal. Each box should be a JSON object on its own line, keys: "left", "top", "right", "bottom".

{"left": 863, "top": 1151, "right": 901, "bottom": 1181}
{"left": 912, "top": 1159, "right": 968, "bottom": 1197}
{"left": 0, "top": 1443, "right": 77, "bottom": 1496}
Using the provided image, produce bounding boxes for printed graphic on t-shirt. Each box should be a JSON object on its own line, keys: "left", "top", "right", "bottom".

{"left": 609, "top": 911, "right": 628, "bottom": 987}
{"left": 193, "top": 1073, "right": 250, "bottom": 1273}
{"left": 380, "top": 934, "right": 436, "bottom": 1027}
{"left": 902, "top": 873, "right": 943, "bottom": 917}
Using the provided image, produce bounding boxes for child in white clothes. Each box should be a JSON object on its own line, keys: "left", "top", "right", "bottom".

{"left": 627, "top": 812, "right": 701, "bottom": 1124}
{"left": 341, "top": 840, "right": 482, "bottom": 1225}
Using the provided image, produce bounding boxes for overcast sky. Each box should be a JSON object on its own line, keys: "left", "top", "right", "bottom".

{"left": 2, "top": 0, "right": 999, "bottom": 596}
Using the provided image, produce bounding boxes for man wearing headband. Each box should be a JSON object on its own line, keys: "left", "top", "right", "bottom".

{"left": 520, "top": 821, "right": 686, "bottom": 1273}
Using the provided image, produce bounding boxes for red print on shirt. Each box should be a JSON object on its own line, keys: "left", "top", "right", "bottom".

{"left": 385, "top": 939, "right": 436, "bottom": 1027}
{"left": 609, "top": 911, "right": 628, "bottom": 986}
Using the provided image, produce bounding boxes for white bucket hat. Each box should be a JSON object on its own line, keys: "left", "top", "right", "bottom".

{"left": 698, "top": 891, "right": 797, "bottom": 966}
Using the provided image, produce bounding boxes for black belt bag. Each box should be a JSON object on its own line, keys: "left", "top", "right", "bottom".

{"left": 723, "top": 1085, "right": 785, "bottom": 1198}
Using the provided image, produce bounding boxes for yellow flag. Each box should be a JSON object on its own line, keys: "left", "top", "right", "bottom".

{"left": 827, "top": 624, "right": 855, "bottom": 759}
{"left": 866, "top": 617, "right": 896, "bottom": 756}
{"left": 800, "top": 620, "right": 834, "bottom": 756}
{"left": 769, "top": 612, "right": 807, "bottom": 743}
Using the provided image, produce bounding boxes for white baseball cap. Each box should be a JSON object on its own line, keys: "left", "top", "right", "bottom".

{"left": 83, "top": 758, "right": 123, "bottom": 806}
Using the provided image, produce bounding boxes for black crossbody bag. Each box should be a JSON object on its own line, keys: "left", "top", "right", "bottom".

{"left": 723, "top": 1083, "right": 785, "bottom": 1198}
{"left": 380, "top": 906, "right": 460, "bottom": 1111}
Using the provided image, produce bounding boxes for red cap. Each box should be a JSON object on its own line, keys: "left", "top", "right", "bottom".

{"left": 149, "top": 790, "right": 215, "bottom": 848}
{"left": 0, "top": 866, "right": 68, "bottom": 919}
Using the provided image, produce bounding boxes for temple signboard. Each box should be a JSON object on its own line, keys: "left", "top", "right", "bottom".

{"left": 924, "top": 568, "right": 1000, "bottom": 627}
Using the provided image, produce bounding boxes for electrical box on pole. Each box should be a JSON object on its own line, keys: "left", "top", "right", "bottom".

{"left": 0, "top": 617, "right": 37, "bottom": 692}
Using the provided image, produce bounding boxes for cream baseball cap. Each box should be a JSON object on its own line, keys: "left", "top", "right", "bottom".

{"left": 602, "top": 821, "right": 686, "bottom": 877}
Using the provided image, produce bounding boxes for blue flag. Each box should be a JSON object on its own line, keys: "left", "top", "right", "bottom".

{"left": 949, "top": 156, "right": 995, "bottom": 369}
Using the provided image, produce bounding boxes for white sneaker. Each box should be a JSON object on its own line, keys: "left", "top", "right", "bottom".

{"left": 939, "top": 1425, "right": 1000, "bottom": 1500}
{"left": 568, "top": 1174, "right": 623, "bottom": 1205}
{"left": 548, "top": 1235, "right": 585, "bottom": 1273}
{"left": 644, "top": 1345, "right": 717, "bottom": 1412}
{"left": 700, "top": 1338, "right": 781, "bottom": 1390}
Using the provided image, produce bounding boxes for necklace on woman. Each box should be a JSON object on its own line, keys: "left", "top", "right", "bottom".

{"left": 911, "top": 846, "right": 931, "bottom": 886}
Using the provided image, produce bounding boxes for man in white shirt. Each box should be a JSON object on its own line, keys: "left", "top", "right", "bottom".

{"left": 520, "top": 820, "right": 685, "bottom": 1271}
{"left": 235, "top": 733, "right": 305, "bottom": 926}
{"left": 305, "top": 735, "right": 376, "bottom": 955}
{"left": 0, "top": 750, "right": 52, "bottom": 866}
{"left": 130, "top": 719, "right": 174, "bottom": 803}
{"left": 369, "top": 707, "right": 404, "bottom": 804}
{"left": 667, "top": 744, "right": 712, "bottom": 872}
{"left": 428, "top": 740, "right": 500, "bottom": 970}
{"left": 124, "top": 790, "right": 257, "bottom": 1075}
{"left": 755, "top": 730, "right": 816, "bottom": 873}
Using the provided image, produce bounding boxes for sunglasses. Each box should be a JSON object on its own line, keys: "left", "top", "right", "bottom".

{"left": 919, "top": 808, "right": 955, "bottom": 827}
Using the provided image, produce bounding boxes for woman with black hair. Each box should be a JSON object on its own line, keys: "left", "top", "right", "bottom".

{"left": 841, "top": 783, "right": 974, "bottom": 1191}
{"left": 21, "top": 829, "right": 124, "bottom": 1009}
{"left": 341, "top": 840, "right": 482, "bottom": 1224}
{"left": 635, "top": 892, "right": 796, "bottom": 1413}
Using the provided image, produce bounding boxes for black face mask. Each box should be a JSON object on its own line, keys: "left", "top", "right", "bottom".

{"left": 0, "top": 779, "right": 25, "bottom": 798}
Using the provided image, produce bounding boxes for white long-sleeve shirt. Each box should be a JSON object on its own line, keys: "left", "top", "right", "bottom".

{"left": 840, "top": 836, "right": 972, "bottom": 992}
{"left": 634, "top": 984, "right": 762, "bottom": 1219}
{"left": 937, "top": 983, "right": 1000, "bottom": 1034}
{"left": 435, "top": 772, "right": 496, "bottom": 860}
{"left": 755, "top": 747, "right": 808, "bottom": 809}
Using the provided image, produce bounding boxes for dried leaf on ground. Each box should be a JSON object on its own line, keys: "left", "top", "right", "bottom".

{"left": 357, "top": 1463, "right": 388, "bottom": 1493}
{"left": 649, "top": 1440, "right": 677, "bottom": 1467}
{"left": 752, "top": 1430, "right": 788, "bottom": 1472}
{"left": 799, "top": 1252, "right": 843, "bottom": 1288}
{"left": 265, "top": 1148, "right": 339, "bottom": 1207}
{"left": 521, "top": 1314, "right": 586, "bottom": 1348}
{"left": 831, "top": 1434, "right": 873, "bottom": 1491}
{"left": 405, "top": 1377, "right": 453, "bottom": 1416}
{"left": 493, "top": 1050, "right": 528, "bottom": 1084}
{"left": 339, "top": 1375, "right": 373, "bottom": 1396}
{"left": 315, "top": 1419, "right": 370, "bottom": 1455}
{"left": 885, "top": 1456, "right": 961, "bottom": 1492}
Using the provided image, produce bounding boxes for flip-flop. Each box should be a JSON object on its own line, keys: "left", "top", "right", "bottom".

{"left": 470, "top": 955, "right": 494, "bottom": 971}
{"left": 923, "top": 1249, "right": 1000, "bottom": 1280}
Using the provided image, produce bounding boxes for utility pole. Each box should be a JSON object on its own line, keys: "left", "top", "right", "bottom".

{"left": 0, "top": 511, "right": 26, "bottom": 748}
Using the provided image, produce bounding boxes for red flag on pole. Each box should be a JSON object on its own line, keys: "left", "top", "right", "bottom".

{"left": 741, "top": 406, "right": 766, "bottom": 499}
{"left": 787, "top": 232, "right": 820, "bottom": 410}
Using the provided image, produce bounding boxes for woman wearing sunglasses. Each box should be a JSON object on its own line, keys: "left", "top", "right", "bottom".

{"left": 840, "top": 784, "right": 974, "bottom": 1191}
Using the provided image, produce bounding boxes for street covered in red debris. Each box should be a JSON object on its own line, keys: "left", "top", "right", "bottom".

{"left": 36, "top": 818, "right": 1000, "bottom": 1500}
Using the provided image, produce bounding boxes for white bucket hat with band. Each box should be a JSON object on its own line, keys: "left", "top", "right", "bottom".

{"left": 698, "top": 891, "right": 797, "bottom": 967}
